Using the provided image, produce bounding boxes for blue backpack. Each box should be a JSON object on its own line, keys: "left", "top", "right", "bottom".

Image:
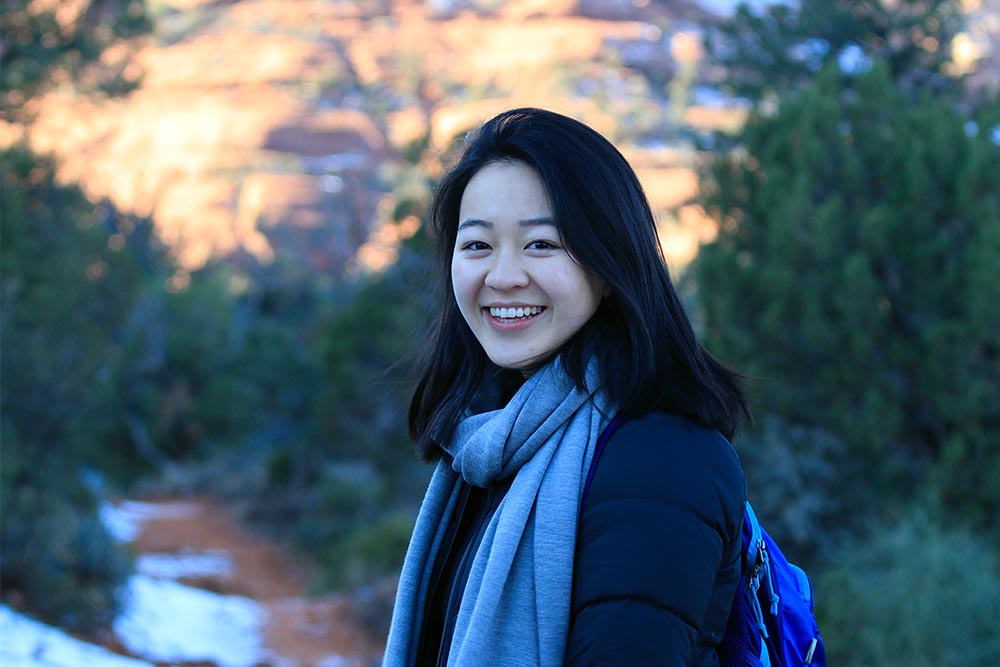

{"left": 584, "top": 416, "right": 826, "bottom": 667}
{"left": 717, "top": 502, "right": 826, "bottom": 667}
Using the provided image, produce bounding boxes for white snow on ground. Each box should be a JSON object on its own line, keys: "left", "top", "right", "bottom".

{"left": 99, "top": 499, "right": 202, "bottom": 543}
{"left": 136, "top": 549, "right": 235, "bottom": 580}
{"left": 317, "top": 654, "right": 364, "bottom": 667}
{"left": 0, "top": 605, "right": 155, "bottom": 667}
{"left": 1, "top": 576, "right": 267, "bottom": 667}
{"left": 0, "top": 502, "right": 268, "bottom": 667}
{"left": 113, "top": 575, "right": 266, "bottom": 667}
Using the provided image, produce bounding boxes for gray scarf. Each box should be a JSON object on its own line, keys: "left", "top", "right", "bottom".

{"left": 383, "top": 359, "right": 612, "bottom": 667}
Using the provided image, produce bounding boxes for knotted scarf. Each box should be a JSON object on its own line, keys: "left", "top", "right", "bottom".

{"left": 383, "top": 359, "right": 613, "bottom": 667}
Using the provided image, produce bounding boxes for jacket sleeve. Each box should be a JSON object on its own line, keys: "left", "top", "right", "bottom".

{"left": 566, "top": 413, "right": 746, "bottom": 667}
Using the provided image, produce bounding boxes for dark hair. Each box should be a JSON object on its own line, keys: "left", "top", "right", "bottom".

{"left": 409, "top": 108, "right": 749, "bottom": 459}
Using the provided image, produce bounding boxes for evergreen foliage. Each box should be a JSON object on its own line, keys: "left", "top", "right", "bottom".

{"left": 0, "top": 142, "right": 341, "bottom": 626}
{"left": 697, "top": 6, "right": 1000, "bottom": 658}
{"left": 269, "top": 150, "right": 439, "bottom": 589}
{"left": 816, "top": 507, "right": 1000, "bottom": 667}
{"left": 1, "top": 145, "right": 152, "bottom": 630}
{"left": 115, "top": 267, "right": 324, "bottom": 472}
{"left": 0, "top": 435, "right": 133, "bottom": 632}
{"left": 697, "top": 62, "right": 1000, "bottom": 531}
{"left": 0, "top": 0, "right": 152, "bottom": 121}
{"left": 2, "top": 127, "right": 437, "bottom": 626}
{"left": 245, "top": 235, "right": 434, "bottom": 588}
{"left": 1, "top": 145, "right": 162, "bottom": 473}
{"left": 707, "top": 0, "right": 965, "bottom": 98}
{"left": 316, "top": 238, "right": 433, "bottom": 476}
{"left": 162, "top": 151, "right": 441, "bottom": 592}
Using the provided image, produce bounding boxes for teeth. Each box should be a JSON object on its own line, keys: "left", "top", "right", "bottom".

{"left": 489, "top": 306, "right": 543, "bottom": 320}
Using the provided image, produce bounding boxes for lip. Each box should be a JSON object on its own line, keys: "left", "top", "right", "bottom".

{"left": 484, "top": 302, "right": 544, "bottom": 309}
{"left": 482, "top": 306, "right": 545, "bottom": 332}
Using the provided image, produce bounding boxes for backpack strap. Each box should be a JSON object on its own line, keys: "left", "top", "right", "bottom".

{"left": 743, "top": 501, "right": 775, "bottom": 640}
{"left": 745, "top": 501, "right": 763, "bottom": 568}
{"left": 581, "top": 413, "right": 626, "bottom": 507}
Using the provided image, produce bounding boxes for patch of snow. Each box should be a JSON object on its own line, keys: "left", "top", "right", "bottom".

{"left": 317, "top": 655, "right": 364, "bottom": 667}
{"left": 136, "top": 549, "right": 234, "bottom": 580}
{"left": 99, "top": 500, "right": 202, "bottom": 544}
{"left": 113, "top": 575, "right": 265, "bottom": 667}
{"left": 0, "top": 605, "right": 155, "bottom": 667}
{"left": 99, "top": 502, "right": 143, "bottom": 543}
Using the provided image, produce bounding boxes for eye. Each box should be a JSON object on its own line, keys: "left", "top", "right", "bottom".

{"left": 460, "top": 240, "right": 491, "bottom": 252}
{"left": 526, "top": 239, "right": 559, "bottom": 251}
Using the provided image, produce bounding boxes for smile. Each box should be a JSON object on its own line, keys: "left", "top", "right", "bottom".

{"left": 488, "top": 306, "right": 545, "bottom": 321}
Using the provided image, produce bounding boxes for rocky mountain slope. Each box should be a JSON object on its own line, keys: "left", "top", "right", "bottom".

{"left": 9, "top": 0, "right": 745, "bottom": 281}
{"left": 9, "top": 0, "right": 996, "bottom": 281}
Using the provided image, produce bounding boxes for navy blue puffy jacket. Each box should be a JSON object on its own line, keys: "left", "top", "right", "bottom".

{"left": 418, "top": 412, "right": 745, "bottom": 666}
{"left": 567, "top": 412, "right": 746, "bottom": 666}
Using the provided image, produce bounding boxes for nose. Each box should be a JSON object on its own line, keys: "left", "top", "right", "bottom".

{"left": 484, "top": 252, "right": 529, "bottom": 291}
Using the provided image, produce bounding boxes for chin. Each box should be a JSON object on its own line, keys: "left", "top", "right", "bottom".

{"left": 490, "top": 352, "right": 553, "bottom": 376}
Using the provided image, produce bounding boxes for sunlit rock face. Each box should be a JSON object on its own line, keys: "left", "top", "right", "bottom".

{"left": 13, "top": 0, "right": 993, "bottom": 278}
{"left": 0, "top": 0, "right": 755, "bottom": 278}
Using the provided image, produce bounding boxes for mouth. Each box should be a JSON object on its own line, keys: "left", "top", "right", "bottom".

{"left": 486, "top": 305, "right": 545, "bottom": 323}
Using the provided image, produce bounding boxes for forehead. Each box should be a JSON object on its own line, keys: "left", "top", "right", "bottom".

{"left": 459, "top": 161, "right": 553, "bottom": 224}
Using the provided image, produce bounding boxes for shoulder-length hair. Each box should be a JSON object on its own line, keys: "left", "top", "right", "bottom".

{"left": 409, "top": 108, "right": 749, "bottom": 459}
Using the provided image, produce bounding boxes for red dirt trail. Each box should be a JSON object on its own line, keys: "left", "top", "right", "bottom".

{"left": 130, "top": 497, "right": 386, "bottom": 667}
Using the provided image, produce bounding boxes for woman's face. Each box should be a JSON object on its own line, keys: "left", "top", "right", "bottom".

{"left": 452, "top": 161, "right": 605, "bottom": 373}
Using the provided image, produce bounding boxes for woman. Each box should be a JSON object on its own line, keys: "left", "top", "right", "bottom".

{"left": 384, "top": 108, "right": 749, "bottom": 666}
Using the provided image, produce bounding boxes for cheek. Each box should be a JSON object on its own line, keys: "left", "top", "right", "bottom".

{"left": 450, "top": 261, "right": 476, "bottom": 315}
{"left": 561, "top": 267, "right": 605, "bottom": 315}
{"left": 589, "top": 275, "right": 609, "bottom": 304}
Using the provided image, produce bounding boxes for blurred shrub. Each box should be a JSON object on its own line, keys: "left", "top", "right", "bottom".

{"left": 185, "top": 119, "right": 442, "bottom": 595}
{"left": 707, "top": 0, "right": 964, "bottom": 99}
{"left": 1, "top": 0, "right": 152, "bottom": 121}
{"left": 1, "top": 145, "right": 160, "bottom": 476}
{"left": 817, "top": 507, "right": 1000, "bottom": 667}
{"left": 262, "top": 460, "right": 387, "bottom": 554}
{"left": 316, "top": 511, "right": 416, "bottom": 591}
{"left": 697, "top": 62, "right": 1000, "bottom": 531}
{"left": 255, "top": 241, "right": 432, "bottom": 586}
{"left": 315, "top": 247, "right": 430, "bottom": 477}
{"left": 3, "top": 92, "right": 439, "bottom": 623}
{"left": 0, "top": 433, "right": 132, "bottom": 632}
{"left": 1, "top": 144, "right": 149, "bottom": 629}
{"left": 733, "top": 416, "right": 855, "bottom": 566}
{"left": 352, "top": 575, "right": 402, "bottom": 645}
{"left": 113, "top": 269, "right": 323, "bottom": 473}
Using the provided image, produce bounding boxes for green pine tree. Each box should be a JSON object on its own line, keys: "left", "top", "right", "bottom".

{"left": 707, "top": 0, "right": 965, "bottom": 98}
{"left": 1, "top": 0, "right": 152, "bottom": 121}
{"left": 695, "top": 62, "right": 1000, "bottom": 531}
{"left": 1, "top": 145, "right": 153, "bottom": 631}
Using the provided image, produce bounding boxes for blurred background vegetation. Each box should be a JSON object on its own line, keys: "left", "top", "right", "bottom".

{"left": 2, "top": 0, "right": 998, "bottom": 664}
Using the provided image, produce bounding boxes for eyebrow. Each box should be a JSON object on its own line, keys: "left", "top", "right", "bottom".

{"left": 457, "top": 217, "right": 556, "bottom": 231}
